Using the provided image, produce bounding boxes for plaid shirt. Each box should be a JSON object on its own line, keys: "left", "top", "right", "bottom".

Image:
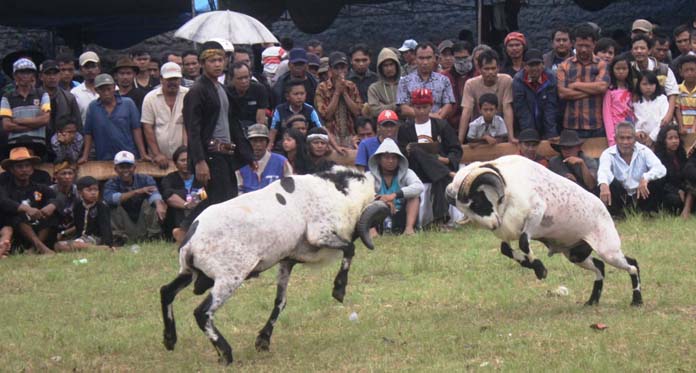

{"left": 557, "top": 56, "right": 609, "bottom": 131}
{"left": 396, "top": 71, "right": 456, "bottom": 112}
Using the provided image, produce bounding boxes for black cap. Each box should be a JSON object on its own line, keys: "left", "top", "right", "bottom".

{"left": 40, "top": 59, "right": 59, "bottom": 73}
{"left": 523, "top": 49, "right": 544, "bottom": 64}
{"left": 518, "top": 128, "right": 540, "bottom": 143}
{"left": 329, "top": 51, "right": 348, "bottom": 68}
{"left": 199, "top": 41, "right": 224, "bottom": 54}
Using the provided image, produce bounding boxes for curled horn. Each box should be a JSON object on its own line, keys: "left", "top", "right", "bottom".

{"left": 457, "top": 166, "right": 505, "bottom": 203}
{"left": 356, "top": 200, "right": 391, "bottom": 250}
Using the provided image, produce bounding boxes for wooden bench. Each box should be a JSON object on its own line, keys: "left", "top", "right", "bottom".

{"left": 6, "top": 134, "right": 696, "bottom": 180}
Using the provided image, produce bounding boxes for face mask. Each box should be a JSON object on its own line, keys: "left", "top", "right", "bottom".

{"left": 454, "top": 57, "right": 473, "bottom": 75}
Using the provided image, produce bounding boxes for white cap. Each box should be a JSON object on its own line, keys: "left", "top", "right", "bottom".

{"left": 160, "top": 62, "right": 182, "bottom": 79}
{"left": 79, "top": 51, "right": 100, "bottom": 66}
{"left": 114, "top": 150, "right": 135, "bottom": 165}
{"left": 398, "top": 39, "right": 418, "bottom": 52}
{"left": 209, "top": 38, "right": 234, "bottom": 53}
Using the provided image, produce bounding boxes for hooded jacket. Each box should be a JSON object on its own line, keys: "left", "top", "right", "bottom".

{"left": 367, "top": 138, "right": 423, "bottom": 200}
{"left": 366, "top": 48, "right": 402, "bottom": 118}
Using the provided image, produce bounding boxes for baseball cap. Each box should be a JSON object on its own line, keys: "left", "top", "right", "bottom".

{"left": 246, "top": 123, "right": 270, "bottom": 139}
{"left": 13, "top": 58, "right": 37, "bottom": 73}
{"left": 377, "top": 110, "right": 399, "bottom": 126}
{"left": 438, "top": 40, "right": 454, "bottom": 54}
{"left": 79, "top": 51, "right": 100, "bottom": 66}
{"left": 632, "top": 19, "right": 652, "bottom": 33}
{"left": 289, "top": 48, "right": 308, "bottom": 64}
{"left": 318, "top": 57, "right": 329, "bottom": 73}
{"left": 523, "top": 49, "right": 544, "bottom": 64}
{"left": 160, "top": 62, "right": 182, "bottom": 79}
{"left": 114, "top": 150, "right": 135, "bottom": 165}
{"left": 94, "top": 73, "right": 115, "bottom": 88}
{"left": 329, "top": 51, "right": 348, "bottom": 68}
{"left": 411, "top": 88, "right": 433, "bottom": 105}
{"left": 398, "top": 39, "right": 418, "bottom": 52}
{"left": 40, "top": 60, "right": 59, "bottom": 73}
{"left": 307, "top": 53, "right": 321, "bottom": 68}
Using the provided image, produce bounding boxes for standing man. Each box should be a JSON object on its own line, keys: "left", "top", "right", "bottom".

{"left": 131, "top": 50, "right": 158, "bottom": 92}
{"left": 182, "top": 50, "right": 201, "bottom": 81}
{"left": 1, "top": 59, "right": 51, "bottom": 157}
{"left": 543, "top": 26, "right": 574, "bottom": 72}
{"left": 651, "top": 34, "right": 672, "bottom": 64}
{"left": 79, "top": 74, "right": 147, "bottom": 162}
{"left": 441, "top": 41, "right": 475, "bottom": 129}
{"left": 39, "top": 60, "right": 82, "bottom": 136}
{"left": 112, "top": 57, "right": 147, "bottom": 113}
{"left": 71, "top": 51, "right": 101, "bottom": 124}
{"left": 458, "top": 49, "right": 515, "bottom": 143}
{"left": 557, "top": 24, "right": 610, "bottom": 138}
{"left": 347, "top": 43, "right": 378, "bottom": 102}
{"left": 512, "top": 49, "right": 559, "bottom": 139}
{"left": 396, "top": 42, "right": 455, "bottom": 121}
{"left": 315, "top": 51, "right": 363, "bottom": 148}
{"left": 183, "top": 40, "right": 255, "bottom": 208}
{"left": 56, "top": 54, "right": 79, "bottom": 90}
{"left": 398, "top": 39, "right": 418, "bottom": 76}
{"left": 142, "top": 62, "right": 189, "bottom": 168}
{"left": 228, "top": 61, "right": 269, "bottom": 130}
{"left": 366, "top": 48, "right": 402, "bottom": 118}
{"left": 305, "top": 39, "right": 324, "bottom": 58}
{"left": 271, "top": 48, "right": 318, "bottom": 107}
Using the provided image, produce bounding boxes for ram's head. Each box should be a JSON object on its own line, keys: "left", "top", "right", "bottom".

{"left": 446, "top": 164, "right": 506, "bottom": 230}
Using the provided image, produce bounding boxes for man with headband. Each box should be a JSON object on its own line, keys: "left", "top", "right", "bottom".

{"left": 182, "top": 41, "right": 255, "bottom": 225}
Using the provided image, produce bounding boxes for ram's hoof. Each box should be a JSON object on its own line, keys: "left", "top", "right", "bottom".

{"left": 532, "top": 260, "right": 547, "bottom": 280}
{"left": 584, "top": 299, "right": 599, "bottom": 306}
{"left": 163, "top": 337, "right": 176, "bottom": 351}
{"left": 332, "top": 287, "right": 345, "bottom": 303}
{"left": 255, "top": 336, "right": 271, "bottom": 352}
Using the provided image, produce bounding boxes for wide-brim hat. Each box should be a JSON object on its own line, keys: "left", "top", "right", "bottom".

{"left": 2, "top": 49, "right": 45, "bottom": 77}
{"left": 551, "top": 130, "right": 584, "bottom": 152}
{"left": 112, "top": 56, "right": 140, "bottom": 74}
{"left": 1, "top": 146, "right": 40, "bottom": 169}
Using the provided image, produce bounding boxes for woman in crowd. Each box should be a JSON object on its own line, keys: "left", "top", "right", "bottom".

{"left": 281, "top": 128, "right": 314, "bottom": 175}
{"left": 306, "top": 127, "right": 335, "bottom": 173}
{"left": 160, "top": 146, "right": 204, "bottom": 240}
{"left": 653, "top": 125, "right": 689, "bottom": 215}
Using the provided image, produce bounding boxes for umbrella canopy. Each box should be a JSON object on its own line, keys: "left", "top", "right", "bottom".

{"left": 174, "top": 10, "right": 278, "bottom": 45}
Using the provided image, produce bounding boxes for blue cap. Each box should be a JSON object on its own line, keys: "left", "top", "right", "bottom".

{"left": 289, "top": 48, "right": 308, "bottom": 64}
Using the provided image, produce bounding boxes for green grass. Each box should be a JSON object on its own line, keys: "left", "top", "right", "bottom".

{"left": 1, "top": 215, "right": 695, "bottom": 372}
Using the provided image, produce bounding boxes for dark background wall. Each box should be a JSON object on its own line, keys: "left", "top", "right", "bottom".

{"left": 0, "top": 0, "right": 693, "bottom": 73}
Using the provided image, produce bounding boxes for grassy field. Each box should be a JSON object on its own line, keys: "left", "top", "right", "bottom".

{"left": 1, "top": 215, "right": 695, "bottom": 372}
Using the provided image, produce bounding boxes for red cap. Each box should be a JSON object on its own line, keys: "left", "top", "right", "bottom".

{"left": 504, "top": 32, "right": 526, "bottom": 46}
{"left": 378, "top": 109, "right": 399, "bottom": 125}
{"left": 411, "top": 88, "right": 433, "bottom": 105}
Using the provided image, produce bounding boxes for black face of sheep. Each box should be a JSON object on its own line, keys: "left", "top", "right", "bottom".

{"left": 452, "top": 168, "right": 506, "bottom": 229}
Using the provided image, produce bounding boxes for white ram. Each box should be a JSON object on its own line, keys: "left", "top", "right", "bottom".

{"left": 446, "top": 155, "right": 643, "bottom": 307}
{"left": 159, "top": 166, "right": 389, "bottom": 365}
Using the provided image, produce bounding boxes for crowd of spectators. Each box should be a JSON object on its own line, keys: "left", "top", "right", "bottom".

{"left": 1, "top": 16, "right": 696, "bottom": 257}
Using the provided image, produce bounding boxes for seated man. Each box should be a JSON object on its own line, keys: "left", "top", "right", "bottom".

{"left": 236, "top": 124, "right": 293, "bottom": 194}
{"left": 517, "top": 128, "right": 548, "bottom": 167}
{"left": 397, "top": 88, "right": 462, "bottom": 227}
{"left": 549, "top": 130, "right": 598, "bottom": 192}
{"left": 355, "top": 109, "right": 400, "bottom": 172}
{"left": 103, "top": 151, "right": 167, "bottom": 243}
{"left": 598, "top": 122, "right": 667, "bottom": 217}
{"left": 0, "top": 147, "right": 63, "bottom": 254}
{"left": 367, "top": 138, "right": 423, "bottom": 235}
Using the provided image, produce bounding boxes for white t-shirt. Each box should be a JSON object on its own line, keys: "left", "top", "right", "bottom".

{"left": 414, "top": 120, "right": 433, "bottom": 143}
{"left": 634, "top": 94, "right": 668, "bottom": 141}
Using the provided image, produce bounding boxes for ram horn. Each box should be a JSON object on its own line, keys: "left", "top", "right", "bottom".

{"left": 356, "top": 200, "right": 391, "bottom": 250}
{"left": 458, "top": 167, "right": 505, "bottom": 203}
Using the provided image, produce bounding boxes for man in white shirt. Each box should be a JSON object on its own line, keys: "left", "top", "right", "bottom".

{"left": 141, "top": 62, "right": 189, "bottom": 169}
{"left": 598, "top": 122, "right": 666, "bottom": 217}
{"left": 70, "top": 51, "right": 101, "bottom": 124}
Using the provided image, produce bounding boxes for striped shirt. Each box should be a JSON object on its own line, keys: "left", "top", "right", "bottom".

{"left": 678, "top": 83, "right": 696, "bottom": 131}
{"left": 557, "top": 56, "right": 609, "bottom": 131}
{"left": 0, "top": 88, "right": 51, "bottom": 143}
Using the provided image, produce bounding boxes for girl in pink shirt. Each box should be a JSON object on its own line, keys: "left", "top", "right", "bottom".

{"left": 603, "top": 56, "right": 635, "bottom": 146}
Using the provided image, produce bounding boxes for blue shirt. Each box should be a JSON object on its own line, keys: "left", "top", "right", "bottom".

{"left": 396, "top": 71, "right": 456, "bottom": 112}
{"left": 355, "top": 136, "right": 382, "bottom": 167}
{"left": 103, "top": 173, "right": 162, "bottom": 207}
{"left": 84, "top": 96, "right": 141, "bottom": 160}
{"left": 270, "top": 102, "right": 322, "bottom": 130}
{"left": 597, "top": 142, "right": 666, "bottom": 195}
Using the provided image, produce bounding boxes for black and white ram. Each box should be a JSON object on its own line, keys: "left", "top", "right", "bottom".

{"left": 446, "top": 155, "right": 643, "bottom": 307}
{"left": 159, "top": 167, "right": 389, "bottom": 365}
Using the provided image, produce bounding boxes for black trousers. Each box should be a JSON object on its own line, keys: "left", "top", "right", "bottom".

{"left": 607, "top": 179, "right": 660, "bottom": 217}
{"left": 181, "top": 153, "right": 240, "bottom": 229}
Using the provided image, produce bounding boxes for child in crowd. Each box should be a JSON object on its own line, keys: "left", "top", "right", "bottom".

{"left": 633, "top": 71, "right": 669, "bottom": 146}
{"left": 284, "top": 114, "right": 311, "bottom": 136}
{"left": 603, "top": 56, "right": 635, "bottom": 146}
{"left": 466, "top": 93, "right": 508, "bottom": 146}
{"left": 50, "top": 121, "right": 84, "bottom": 163}
{"left": 595, "top": 38, "right": 618, "bottom": 62}
{"left": 281, "top": 128, "right": 313, "bottom": 175}
{"left": 54, "top": 176, "right": 114, "bottom": 252}
{"left": 675, "top": 55, "right": 696, "bottom": 134}
{"left": 268, "top": 80, "right": 323, "bottom": 151}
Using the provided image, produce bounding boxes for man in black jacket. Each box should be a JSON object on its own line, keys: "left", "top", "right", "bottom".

{"left": 397, "top": 88, "right": 462, "bottom": 228}
{"left": 183, "top": 41, "right": 255, "bottom": 210}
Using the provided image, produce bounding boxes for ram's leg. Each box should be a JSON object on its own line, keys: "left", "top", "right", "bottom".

{"left": 194, "top": 277, "right": 243, "bottom": 365}
{"left": 598, "top": 252, "right": 643, "bottom": 307}
{"left": 500, "top": 237, "right": 547, "bottom": 280}
{"left": 256, "top": 259, "right": 297, "bottom": 352}
{"left": 518, "top": 233, "right": 547, "bottom": 280}
{"left": 160, "top": 272, "right": 193, "bottom": 350}
{"left": 565, "top": 241, "right": 605, "bottom": 306}
{"left": 332, "top": 242, "right": 355, "bottom": 303}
